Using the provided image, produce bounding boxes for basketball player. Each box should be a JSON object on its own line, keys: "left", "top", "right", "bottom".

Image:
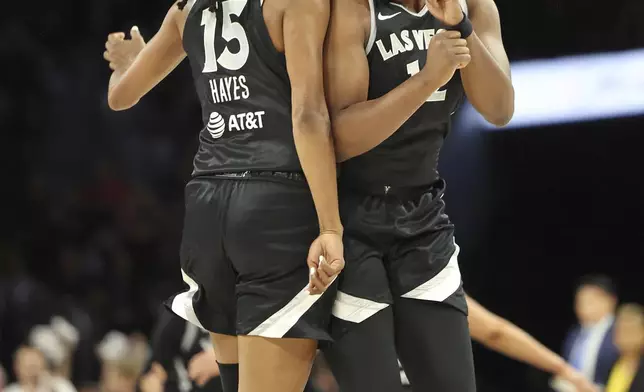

{"left": 103, "top": 1, "right": 344, "bottom": 391}
{"left": 321, "top": 0, "right": 513, "bottom": 390}
{"left": 144, "top": 307, "right": 223, "bottom": 392}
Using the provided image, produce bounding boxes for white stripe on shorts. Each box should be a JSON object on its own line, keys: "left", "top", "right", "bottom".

{"left": 331, "top": 291, "right": 390, "bottom": 323}
{"left": 248, "top": 276, "right": 337, "bottom": 339}
{"left": 401, "top": 243, "right": 462, "bottom": 302}
{"left": 171, "top": 269, "right": 206, "bottom": 330}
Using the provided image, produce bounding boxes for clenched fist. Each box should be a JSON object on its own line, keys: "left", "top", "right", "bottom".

{"left": 421, "top": 30, "right": 471, "bottom": 88}
{"left": 307, "top": 233, "right": 344, "bottom": 295}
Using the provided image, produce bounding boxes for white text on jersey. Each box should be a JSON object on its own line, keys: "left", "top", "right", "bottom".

{"left": 229, "top": 111, "right": 265, "bottom": 132}
{"left": 209, "top": 76, "right": 251, "bottom": 104}
{"left": 375, "top": 29, "right": 438, "bottom": 62}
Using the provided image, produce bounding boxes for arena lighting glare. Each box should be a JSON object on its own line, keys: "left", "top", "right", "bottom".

{"left": 458, "top": 48, "right": 644, "bottom": 130}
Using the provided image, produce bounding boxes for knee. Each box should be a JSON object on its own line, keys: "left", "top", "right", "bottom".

{"left": 210, "top": 333, "right": 239, "bottom": 364}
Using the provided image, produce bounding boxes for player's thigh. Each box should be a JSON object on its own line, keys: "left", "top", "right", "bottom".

{"left": 324, "top": 307, "right": 403, "bottom": 392}
{"left": 394, "top": 298, "right": 476, "bottom": 392}
{"left": 329, "top": 234, "right": 392, "bottom": 337}
{"left": 324, "top": 193, "right": 400, "bottom": 392}
{"left": 330, "top": 189, "right": 392, "bottom": 340}
{"left": 168, "top": 178, "right": 237, "bottom": 336}
{"left": 210, "top": 333, "right": 238, "bottom": 364}
{"left": 225, "top": 178, "right": 336, "bottom": 342}
{"left": 238, "top": 336, "right": 317, "bottom": 392}
{"left": 388, "top": 189, "right": 467, "bottom": 313}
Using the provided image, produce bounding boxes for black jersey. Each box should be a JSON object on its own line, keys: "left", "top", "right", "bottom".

{"left": 183, "top": 0, "right": 300, "bottom": 176}
{"left": 341, "top": 0, "right": 466, "bottom": 188}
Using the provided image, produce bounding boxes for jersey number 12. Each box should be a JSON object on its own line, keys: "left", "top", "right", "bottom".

{"left": 201, "top": 0, "right": 250, "bottom": 73}
{"left": 407, "top": 60, "right": 447, "bottom": 102}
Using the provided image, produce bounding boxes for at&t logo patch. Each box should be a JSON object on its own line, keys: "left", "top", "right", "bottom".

{"left": 206, "top": 112, "right": 226, "bottom": 139}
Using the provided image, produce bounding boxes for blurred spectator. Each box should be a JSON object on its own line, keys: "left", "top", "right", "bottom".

{"left": 605, "top": 304, "right": 644, "bottom": 392}
{"left": 28, "top": 322, "right": 77, "bottom": 379}
{"left": 96, "top": 331, "right": 149, "bottom": 392}
{"left": 0, "top": 278, "right": 100, "bottom": 388}
{"left": 5, "top": 346, "right": 76, "bottom": 392}
{"left": 563, "top": 275, "right": 620, "bottom": 387}
{"left": 145, "top": 307, "right": 222, "bottom": 392}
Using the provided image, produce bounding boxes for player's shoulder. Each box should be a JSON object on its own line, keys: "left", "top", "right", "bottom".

{"left": 329, "top": 0, "right": 370, "bottom": 27}
{"left": 176, "top": 0, "right": 197, "bottom": 13}
{"left": 327, "top": 0, "right": 370, "bottom": 45}
{"left": 331, "top": 0, "right": 370, "bottom": 13}
{"left": 170, "top": 0, "right": 196, "bottom": 37}
{"left": 282, "top": 0, "right": 328, "bottom": 13}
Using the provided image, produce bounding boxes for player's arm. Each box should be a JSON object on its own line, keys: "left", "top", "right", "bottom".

{"left": 459, "top": 0, "right": 514, "bottom": 126}
{"left": 284, "top": 0, "right": 342, "bottom": 233}
{"left": 147, "top": 308, "right": 185, "bottom": 376}
{"left": 467, "top": 295, "right": 596, "bottom": 390}
{"left": 106, "top": 2, "right": 189, "bottom": 111}
{"left": 325, "top": 0, "right": 455, "bottom": 162}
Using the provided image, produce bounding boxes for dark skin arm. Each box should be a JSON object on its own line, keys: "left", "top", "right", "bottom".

{"left": 469, "top": 295, "right": 571, "bottom": 374}
{"left": 467, "top": 296, "right": 598, "bottom": 392}
{"left": 458, "top": 0, "right": 514, "bottom": 125}
{"left": 284, "top": 0, "right": 342, "bottom": 234}
{"left": 324, "top": 0, "right": 448, "bottom": 162}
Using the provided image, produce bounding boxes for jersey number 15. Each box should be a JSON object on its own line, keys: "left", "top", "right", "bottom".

{"left": 201, "top": 0, "right": 250, "bottom": 73}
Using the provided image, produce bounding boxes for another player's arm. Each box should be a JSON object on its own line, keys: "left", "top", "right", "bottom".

{"left": 107, "top": 3, "right": 188, "bottom": 111}
{"left": 459, "top": 0, "right": 514, "bottom": 126}
{"left": 325, "top": 0, "right": 455, "bottom": 162}
{"left": 467, "top": 295, "right": 585, "bottom": 381}
{"left": 284, "top": 0, "right": 342, "bottom": 234}
{"left": 147, "top": 308, "right": 185, "bottom": 377}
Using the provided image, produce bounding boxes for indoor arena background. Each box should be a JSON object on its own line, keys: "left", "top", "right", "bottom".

{"left": 1, "top": 0, "right": 643, "bottom": 391}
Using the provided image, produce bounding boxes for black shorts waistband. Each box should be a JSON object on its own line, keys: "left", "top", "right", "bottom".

{"left": 340, "top": 178, "right": 446, "bottom": 200}
{"left": 208, "top": 171, "right": 306, "bottom": 182}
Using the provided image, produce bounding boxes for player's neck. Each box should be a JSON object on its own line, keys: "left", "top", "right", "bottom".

{"left": 393, "top": 0, "right": 425, "bottom": 12}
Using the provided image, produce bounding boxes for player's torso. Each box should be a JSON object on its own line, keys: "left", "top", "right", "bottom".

{"left": 341, "top": 0, "right": 465, "bottom": 188}
{"left": 183, "top": 0, "right": 301, "bottom": 176}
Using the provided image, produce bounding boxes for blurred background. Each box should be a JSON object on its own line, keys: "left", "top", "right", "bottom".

{"left": 1, "top": 0, "right": 643, "bottom": 391}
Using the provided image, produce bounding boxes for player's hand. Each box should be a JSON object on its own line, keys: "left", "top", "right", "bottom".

{"left": 104, "top": 26, "right": 146, "bottom": 72}
{"left": 421, "top": 30, "right": 471, "bottom": 88}
{"left": 188, "top": 349, "right": 220, "bottom": 387}
{"left": 557, "top": 366, "right": 599, "bottom": 392}
{"left": 140, "top": 363, "right": 167, "bottom": 392}
{"left": 307, "top": 232, "right": 345, "bottom": 295}
{"left": 425, "top": 0, "right": 465, "bottom": 26}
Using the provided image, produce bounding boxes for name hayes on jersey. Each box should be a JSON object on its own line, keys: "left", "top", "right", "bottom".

{"left": 209, "top": 75, "right": 250, "bottom": 104}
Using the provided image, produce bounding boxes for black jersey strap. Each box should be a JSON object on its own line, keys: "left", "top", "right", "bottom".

{"left": 443, "top": 12, "right": 473, "bottom": 39}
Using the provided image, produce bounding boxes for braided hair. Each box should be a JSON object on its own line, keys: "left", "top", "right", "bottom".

{"left": 177, "top": 0, "right": 219, "bottom": 12}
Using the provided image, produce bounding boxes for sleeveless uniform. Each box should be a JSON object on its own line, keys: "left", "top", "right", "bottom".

{"left": 167, "top": 0, "right": 336, "bottom": 342}
{"left": 149, "top": 308, "right": 223, "bottom": 392}
{"left": 325, "top": 2, "right": 476, "bottom": 391}
{"left": 325, "top": 0, "right": 476, "bottom": 392}
{"left": 332, "top": 0, "right": 468, "bottom": 332}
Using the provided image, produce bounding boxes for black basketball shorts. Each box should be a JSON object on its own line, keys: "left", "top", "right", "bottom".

{"left": 167, "top": 173, "right": 337, "bottom": 342}
{"left": 331, "top": 179, "right": 467, "bottom": 335}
